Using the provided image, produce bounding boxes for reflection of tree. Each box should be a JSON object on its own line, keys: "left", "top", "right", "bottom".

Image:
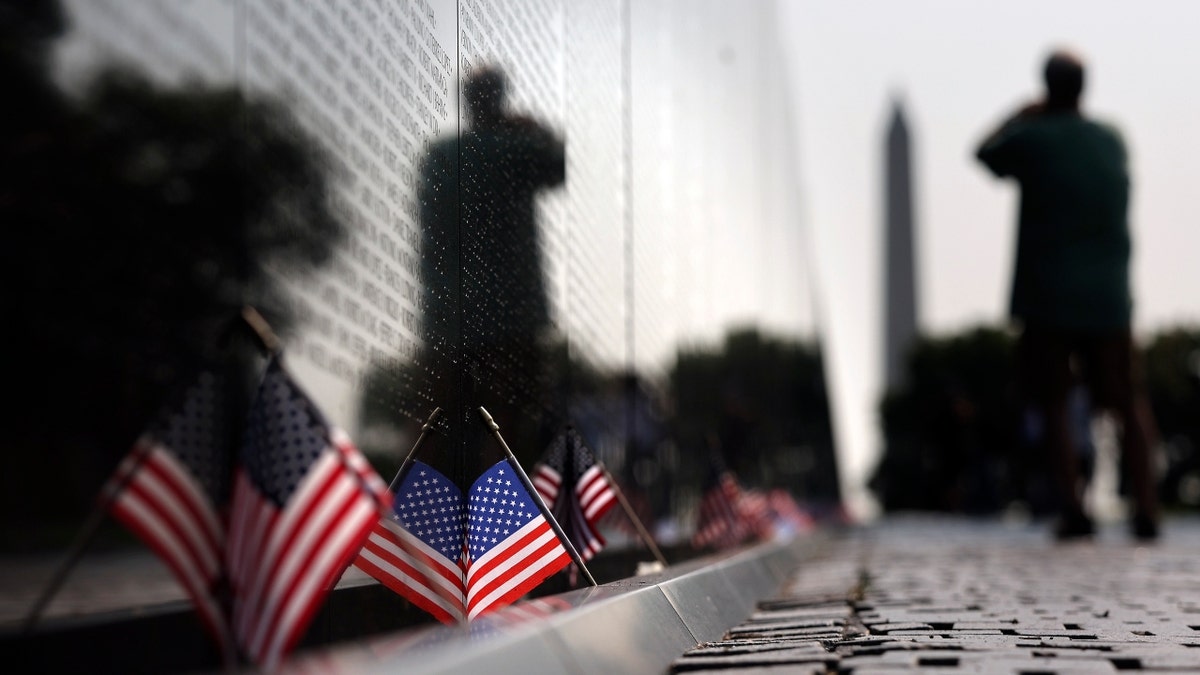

{"left": 873, "top": 327, "right": 1019, "bottom": 514}
{"left": 670, "top": 329, "right": 837, "bottom": 506}
{"left": 2, "top": 7, "right": 341, "bottom": 549}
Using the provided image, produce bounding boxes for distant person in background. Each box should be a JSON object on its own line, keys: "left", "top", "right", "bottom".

{"left": 976, "top": 49, "right": 1160, "bottom": 541}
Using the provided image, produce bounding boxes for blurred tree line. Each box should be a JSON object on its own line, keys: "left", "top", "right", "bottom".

{"left": 355, "top": 327, "right": 841, "bottom": 533}
{"left": 871, "top": 324, "right": 1200, "bottom": 515}
{"left": 2, "top": 2, "right": 340, "bottom": 551}
{"left": 670, "top": 328, "right": 840, "bottom": 506}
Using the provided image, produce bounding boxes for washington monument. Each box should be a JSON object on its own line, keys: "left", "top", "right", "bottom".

{"left": 883, "top": 100, "right": 919, "bottom": 391}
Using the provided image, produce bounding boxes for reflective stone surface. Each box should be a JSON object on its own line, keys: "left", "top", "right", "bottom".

{"left": 5, "top": 0, "right": 834, "bottom": 545}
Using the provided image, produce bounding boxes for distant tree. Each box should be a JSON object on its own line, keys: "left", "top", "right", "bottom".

{"left": 873, "top": 324, "right": 1200, "bottom": 515}
{"left": 1144, "top": 327, "right": 1200, "bottom": 508}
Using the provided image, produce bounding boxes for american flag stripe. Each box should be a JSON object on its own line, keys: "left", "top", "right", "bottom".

{"left": 466, "top": 537, "right": 569, "bottom": 619}
{"left": 355, "top": 547, "right": 462, "bottom": 623}
{"left": 356, "top": 526, "right": 465, "bottom": 623}
{"left": 692, "top": 472, "right": 748, "bottom": 548}
{"left": 117, "top": 448, "right": 223, "bottom": 576}
{"left": 233, "top": 454, "right": 341, "bottom": 630}
{"left": 463, "top": 516, "right": 566, "bottom": 619}
{"left": 532, "top": 467, "right": 561, "bottom": 503}
{"left": 739, "top": 490, "right": 775, "bottom": 537}
{"left": 120, "top": 474, "right": 219, "bottom": 582}
{"left": 256, "top": 493, "right": 376, "bottom": 669}
{"left": 245, "top": 479, "right": 355, "bottom": 656}
{"left": 332, "top": 431, "right": 389, "bottom": 502}
{"left": 112, "top": 493, "right": 231, "bottom": 646}
{"left": 225, "top": 473, "right": 251, "bottom": 579}
{"left": 227, "top": 471, "right": 271, "bottom": 587}
{"left": 239, "top": 454, "right": 349, "bottom": 647}
{"left": 577, "top": 466, "right": 615, "bottom": 520}
{"left": 464, "top": 518, "right": 568, "bottom": 618}
{"left": 237, "top": 466, "right": 376, "bottom": 667}
{"left": 364, "top": 524, "right": 464, "bottom": 593}
{"left": 109, "top": 448, "right": 229, "bottom": 647}
{"left": 464, "top": 517, "right": 552, "bottom": 587}
{"left": 136, "top": 445, "right": 225, "bottom": 557}
{"left": 570, "top": 500, "right": 604, "bottom": 559}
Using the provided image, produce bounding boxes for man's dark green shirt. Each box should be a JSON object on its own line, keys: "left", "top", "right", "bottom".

{"left": 977, "top": 112, "right": 1132, "bottom": 332}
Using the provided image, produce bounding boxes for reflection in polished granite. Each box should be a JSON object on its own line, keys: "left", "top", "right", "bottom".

{"left": 7, "top": 0, "right": 836, "bottom": 553}
{"left": 3, "top": 0, "right": 836, "bottom": 671}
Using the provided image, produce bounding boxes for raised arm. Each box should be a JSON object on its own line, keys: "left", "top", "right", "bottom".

{"left": 976, "top": 101, "right": 1043, "bottom": 178}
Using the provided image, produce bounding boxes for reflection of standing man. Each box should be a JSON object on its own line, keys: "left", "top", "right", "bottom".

{"left": 417, "top": 66, "right": 565, "bottom": 463}
{"left": 976, "top": 49, "right": 1159, "bottom": 541}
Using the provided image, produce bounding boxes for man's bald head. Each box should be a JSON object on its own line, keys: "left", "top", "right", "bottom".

{"left": 1043, "top": 50, "right": 1085, "bottom": 111}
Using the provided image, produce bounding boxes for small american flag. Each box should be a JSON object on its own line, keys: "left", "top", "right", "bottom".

{"left": 738, "top": 488, "right": 777, "bottom": 539}
{"left": 531, "top": 429, "right": 617, "bottom": 560}
{"left": 691, "top": 463, "right": 750, "bottom": 550}
{"left": 353, "top": 461, "right": 466, "bottom": 624}
{"left": 107, "top": 370, "right": 234, "bottom": 655}
{"left": 227, "top": 357, "right": 388, "bottom": 670}
{"left": 768, "top": 488, "right": 816, "bottom": 535}
{"left": 464, "top": 460, "right": 570, "bottom": 619}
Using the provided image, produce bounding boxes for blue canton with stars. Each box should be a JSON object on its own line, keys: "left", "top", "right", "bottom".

{"left": 241, "top": 358, "right": 330, "bottom": 507}
{"left": 466, "top": 460, "right": 541, "bottom": 560}
{"left": 392, "top": 461, "right": 465, "bottom": 562}
{"left": 154, "top": 370, "right": 231, "bottom": 504}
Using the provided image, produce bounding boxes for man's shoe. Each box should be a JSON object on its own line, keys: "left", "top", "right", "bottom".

{"left": 1054, "top": 510, "right": 1095, "bottom": 541}
{"left": 1131, "top": 513, "right": 1159, "bottom": 542}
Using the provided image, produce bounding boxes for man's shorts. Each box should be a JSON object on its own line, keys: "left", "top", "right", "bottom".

{"left": 1017, "top": 325, "right": 1142, "bottom": 412}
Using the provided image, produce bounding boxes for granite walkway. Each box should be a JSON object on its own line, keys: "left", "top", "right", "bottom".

{"left": 673, "top": 516, "right": 1200, "bottom": 674}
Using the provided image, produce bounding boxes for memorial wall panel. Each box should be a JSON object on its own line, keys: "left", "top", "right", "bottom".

{"left": 8, "top": 0, "right": 835, "bottom": 562}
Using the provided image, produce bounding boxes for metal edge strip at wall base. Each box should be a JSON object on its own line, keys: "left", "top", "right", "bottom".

{"left": 280, "top": 534, "right": 829, "bottom": 675}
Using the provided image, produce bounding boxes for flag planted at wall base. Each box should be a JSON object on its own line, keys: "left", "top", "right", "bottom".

{"left": 106, "top": 355, "right": 389, "bottom": 670}
{"left": 227, "top": 356, "right": 389, "bottom": 670}
{"left": 356, "top": 459, "right": 572, "bottom": 623}
{"left": 531, "top": 428, "right": 617, "bottom": 560}
{"left": 464, "top": 459, "right": 571, "bottom": 619}
{"left": 106, "top": 370, "right": 235, "bottom": 656}
{"left": 691, "top": 462, "right": 750, "bottom": 550}
{"left": 353, "top": 461, "right": 466, "bottom": 624}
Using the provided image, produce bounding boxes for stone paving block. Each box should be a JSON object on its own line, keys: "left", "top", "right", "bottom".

{"left": 731, "top": 618, "right": 846, "bottom": 632}
{"left": 672, "top": 658, "right": 830, "bottom": 667}
{"left": 670, "top": 649, "right": 834, "bottom": 672}
{"left": 686, "top": 639, "right": 828, "bottom": 656}
{"left": 953, "top": 654, "right": 1121, "bottom": 674}
{"left": 747, "top": 607, "right": 851, "bottom": 622}
{"left": 886, "top": 629, "right": 1006, "bottom": 637}
{"left": 720, "top": 624, "right": 844, "bottom": 638}
{"left": 950, "top": 621, "right": 1019, "bottom": 631}
{"left": 868, "top": 622, "right": 936, "bottom": 633}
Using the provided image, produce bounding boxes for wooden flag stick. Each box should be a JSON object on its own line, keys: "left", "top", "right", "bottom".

{"left": 387, "top": 407, "right": 444, "bottom": 493}
{"left": 478, "top": 407, "right": 597, "bottom": 587}
{"left": 20, "top": 443, "right": 155, "bottom": 635}
{"left": 240, "top": 305, "right": 281, "bottom": 355}
{"left": 597, "top": 462, "right": 669, "bottom": 567}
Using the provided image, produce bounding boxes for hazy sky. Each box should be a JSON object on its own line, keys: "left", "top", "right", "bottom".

{"left": 777, "top": 0, "right": 1200, "bottom": 517}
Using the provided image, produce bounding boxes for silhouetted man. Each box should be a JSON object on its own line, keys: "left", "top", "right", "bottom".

{"left": 976, "top": 49, "right": 1160, "bottom": 541}
{"left": 417, "top": 66, "right": 565, "bottom": 469}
